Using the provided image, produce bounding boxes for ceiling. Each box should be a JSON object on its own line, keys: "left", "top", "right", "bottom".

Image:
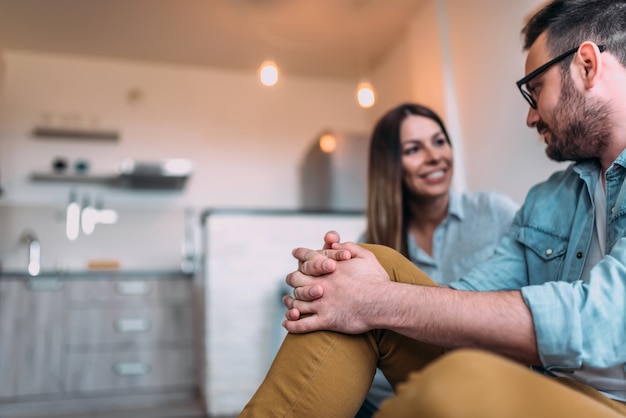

{"left": 0, "top": 0, "right": 424, "bottom": 80}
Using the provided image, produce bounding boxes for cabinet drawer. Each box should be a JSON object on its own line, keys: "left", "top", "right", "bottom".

{"left": 66, "top": 305, "right": 193, "bottom": 347}
{"left": 67, "top": 279, "right": 191, "bottom": 305}
{"left": 64, "top": 348, "right": 195, "bottom": 392}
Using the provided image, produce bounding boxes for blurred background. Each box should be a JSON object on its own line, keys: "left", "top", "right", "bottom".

{"left": 0, "top": 0, "right": 562, "bottom": 417}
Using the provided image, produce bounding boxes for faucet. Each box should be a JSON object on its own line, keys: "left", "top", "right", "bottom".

{"left": 20, "top": 230, "right": 41, "bottom": 277}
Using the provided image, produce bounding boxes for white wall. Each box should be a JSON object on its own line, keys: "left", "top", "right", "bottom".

{"left": 0, "top": 51, "right": 370, "bottom": 210}
{"left": 371, "top": 0, "right": 446, "bottom": 120}
{"left": 445, "top": 0, "right": 562, "bottom": 204}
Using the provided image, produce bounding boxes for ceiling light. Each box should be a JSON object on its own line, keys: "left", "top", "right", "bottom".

{"left": 259, "top": 60, "right": 279, "bottom": 86}
{"left": 356, "top": 81, "right": 376, "bottom": 108}
{"left": 319, "top": 133, "right": 337, "bottom": 153}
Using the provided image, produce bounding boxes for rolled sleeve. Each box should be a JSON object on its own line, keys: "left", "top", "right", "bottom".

{"left": 521, "top": 282, "right": 583, "bottom": 368}
{"left": 523, "top": 238, "right": 626, "bottom": 369}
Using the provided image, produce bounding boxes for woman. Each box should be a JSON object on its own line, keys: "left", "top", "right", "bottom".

{"left": 357, "top": 103, "right": 519, "bottom": 417}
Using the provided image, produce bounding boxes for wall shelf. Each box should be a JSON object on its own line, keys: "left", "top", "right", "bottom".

{"left": 30, "top": 172, "right": 188, "bottom": 190}
{"left": 30, "top": 172, "right": 117, "bottom": 185}
{"left": 33, "top": 127, "right": 120, "bottom": 141}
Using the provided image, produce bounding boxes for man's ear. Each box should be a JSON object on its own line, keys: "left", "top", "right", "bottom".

{"left": 573, "top": 42, "right": 602, "bottom": 89}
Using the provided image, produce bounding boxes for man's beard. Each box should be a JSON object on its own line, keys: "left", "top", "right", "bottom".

{"left": 540, "top": 73, "right": 611, "bottom": 162}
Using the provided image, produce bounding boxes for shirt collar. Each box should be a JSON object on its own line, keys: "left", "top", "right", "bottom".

{"left": 612, "top": 148, "right": 626, "bottom": 170}
{"left": 573, "top": 159, "right": 601, "bottom": 177}
{"left": 573, "top": 148, "right": 626, "bottom": 176}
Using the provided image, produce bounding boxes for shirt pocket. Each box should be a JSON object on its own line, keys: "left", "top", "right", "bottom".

{"left": 517, "top": 226, "right": 568, "bottom": 283}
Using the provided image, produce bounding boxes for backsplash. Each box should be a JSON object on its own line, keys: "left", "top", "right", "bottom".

{"left": 0, "top": 203, "right": 195, "bottom": 274}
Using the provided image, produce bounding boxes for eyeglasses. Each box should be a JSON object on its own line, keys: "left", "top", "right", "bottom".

{"left": 516, "top": 44, "right": 606, "bottom": 109}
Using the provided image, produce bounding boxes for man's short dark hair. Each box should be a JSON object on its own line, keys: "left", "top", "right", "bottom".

{"left": 522, "top": 0, "right": 626, "bottom": 68}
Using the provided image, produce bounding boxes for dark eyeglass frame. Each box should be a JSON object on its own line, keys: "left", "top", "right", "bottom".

{"left": 516, "top": 44, "right": 606, "bottom": 109}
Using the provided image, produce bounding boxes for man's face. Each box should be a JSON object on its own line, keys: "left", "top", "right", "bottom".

{"left": 545, "top": 74, "right": 610, "bottom": 161}
{"left": 525, "top": 33, "right": 610, "bottom": 162}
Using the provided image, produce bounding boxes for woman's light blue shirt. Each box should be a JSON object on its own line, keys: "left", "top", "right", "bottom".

{"left": 408, "top": 190, "right": 519, "bottom": 285}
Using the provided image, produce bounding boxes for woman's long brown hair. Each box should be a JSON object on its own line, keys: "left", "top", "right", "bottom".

{"left": 365, "top": 103, "right": 451, "bottom": 257}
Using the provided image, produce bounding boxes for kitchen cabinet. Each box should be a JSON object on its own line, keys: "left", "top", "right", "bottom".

{"left": 0, "top": 280, "right": 65, "bottom": 398}
{"left": 63, "top": 278, "right": 195, "bottom": 393}
{"left": 0, "top": 274, "right": 197, "bottom": 416}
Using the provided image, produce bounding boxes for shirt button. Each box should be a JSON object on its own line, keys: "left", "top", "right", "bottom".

{"left": 545, "top": 249, "right": 553, "bottom": 256}
{"left": 576, "top": 252, "right": 583, "bottom": 259}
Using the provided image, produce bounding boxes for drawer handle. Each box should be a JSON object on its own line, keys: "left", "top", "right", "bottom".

{"left": 114, "top": 318, "right": 152, "bottom": 333}
{"left": 112, "top": 362, "right": 151, "bottom": 377}
{"left": 115, "top": 281, "right": 153, "bottom": 296}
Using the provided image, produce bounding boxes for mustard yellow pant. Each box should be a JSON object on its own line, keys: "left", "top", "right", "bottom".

{"left": 240, "top": 244, "right": 626, "bottom": 417}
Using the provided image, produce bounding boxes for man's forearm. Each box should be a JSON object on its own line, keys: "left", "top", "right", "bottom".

{"left": 373, "top": 283, "right": 540, "bottom": 365}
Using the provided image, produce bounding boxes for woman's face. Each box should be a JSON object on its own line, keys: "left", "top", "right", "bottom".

{"left": 400, "top": 114, "right": 453, "bottom": 200}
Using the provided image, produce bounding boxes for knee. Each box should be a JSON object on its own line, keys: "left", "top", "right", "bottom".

{"left": 359, "top": 244, "right": 406, "bottom": 273}
{"left": 359, "top": 244, "right": 434, "bottom": 286}
{"left": 359, "top": 243, "right": 401, "bottom": 259}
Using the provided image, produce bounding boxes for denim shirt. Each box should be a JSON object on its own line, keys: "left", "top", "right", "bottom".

{"left": 450, "top": 149, "right": 626, "bottom": 373}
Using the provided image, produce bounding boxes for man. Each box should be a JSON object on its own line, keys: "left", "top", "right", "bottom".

{"left": 240, "top": 0, "right": 626, "bottom": 416}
